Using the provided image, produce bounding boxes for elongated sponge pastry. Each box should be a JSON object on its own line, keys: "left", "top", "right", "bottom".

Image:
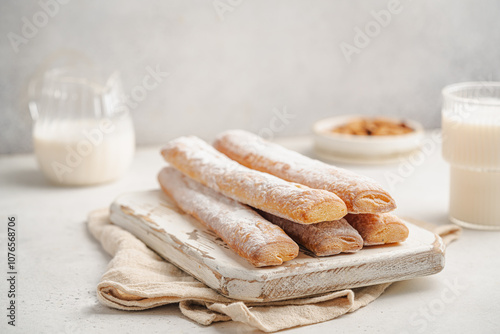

{"left": 158, "top": 166, "right": 299, "bottom": 267}
{"left": 344, "top": 213, "right": 409, "bottom": 246}
{"left": 214, "top": 130, "right": 396, "bottom": 214}
{"left": 161, "top": 136, "right": 347, "bottom": 224}
{"left": 257, "top": 210, "right": 363, "bottom": 256}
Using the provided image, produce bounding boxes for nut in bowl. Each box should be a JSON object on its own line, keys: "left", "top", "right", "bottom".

{"left": 313, "top": 116, "right": 424, "bottom": 164}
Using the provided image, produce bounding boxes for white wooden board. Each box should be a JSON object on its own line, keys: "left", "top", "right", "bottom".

{"left": 109, "top": 190, "right": 445, "bottom": 302}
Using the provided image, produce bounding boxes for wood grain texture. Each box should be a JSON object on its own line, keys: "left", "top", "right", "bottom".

{"left": 109, "top": 190, "right": 446, "bottom": 302}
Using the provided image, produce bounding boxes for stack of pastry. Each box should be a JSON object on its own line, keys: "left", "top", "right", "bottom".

{"left": 158, "top": 130, "right": 409, "bottom": 267}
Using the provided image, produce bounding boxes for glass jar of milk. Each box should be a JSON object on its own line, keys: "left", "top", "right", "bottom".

{"left": 29, "top": 66, "right": 135, "bottom": 186}
{"left": 442, "top": 82, "right": 500, "bottom": 230}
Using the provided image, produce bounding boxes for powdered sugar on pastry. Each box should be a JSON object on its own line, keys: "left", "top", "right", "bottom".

{"left": 214, "top": 130, "right": 396, "bottom": 214}
{"left": 161, "top": 136, "right": 347, "bottom": 224}
{"left": 257, "top": 210, "right": 363, "bottom": 256}
{"left": 344, "top": 213, "right": 409, "bottom": 246}
{"left": 158, "top": 166, "right": 299, "bottom": 267}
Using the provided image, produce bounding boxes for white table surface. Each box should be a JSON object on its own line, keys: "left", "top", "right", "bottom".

{"left": 1, "top": 134, "right": 499, "bottom": 334}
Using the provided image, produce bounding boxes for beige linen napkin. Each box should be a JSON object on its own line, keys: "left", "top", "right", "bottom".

{"left": 88, "top": 209, "right": 461, "bottom": 332}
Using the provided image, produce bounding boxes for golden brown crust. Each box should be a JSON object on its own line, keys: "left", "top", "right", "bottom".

{"left": 213, "top": 130, "right": 396, "bottom": 214}
{"left": 257, "top": 210, "right": 363, "bottom": 256}
{"left": 344, "top": 213, "right": 409, "bottom": 246}
{"left": 158, "top": 166, "right": 299, "bottom": 267}
{"left": 161, "top": 136, "right": 347, "bottom": 224}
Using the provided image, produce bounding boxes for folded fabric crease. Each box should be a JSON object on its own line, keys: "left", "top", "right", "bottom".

{"left": 88, "top": 208, "right": 460, "bottom": 332}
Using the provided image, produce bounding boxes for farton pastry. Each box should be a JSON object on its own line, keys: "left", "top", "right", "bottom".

{"left": 257, "top": 210, "right": 363, "bottom": 256}
{"left": 214, "top": 129, "right": 396, "bottom": 214}
{"left": 344, "top": 213, "right": 409, "bottom": 246}
{"left": 161, "top": 136, "right": 347, "bottom": 224}
{"left": 158, "top": 166, "right": 299, "bottom": 267}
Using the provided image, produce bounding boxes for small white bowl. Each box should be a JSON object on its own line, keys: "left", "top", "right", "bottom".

{"left": 313, "top": 115, "right": 424, "bottom": 164}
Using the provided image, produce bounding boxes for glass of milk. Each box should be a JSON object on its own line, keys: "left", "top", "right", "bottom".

{"left": 442, "top": 82, "right": 500, "bottom": 230}
{"left": 29, "top": 65, "right": 135, "bottom": 186}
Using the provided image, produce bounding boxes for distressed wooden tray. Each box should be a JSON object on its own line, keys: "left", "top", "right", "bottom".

{"left": 109, "top": 190, "right": 445, "bottom": 302}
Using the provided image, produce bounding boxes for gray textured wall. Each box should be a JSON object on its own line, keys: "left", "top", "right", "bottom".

{"left": 1, "top": 0, "right": 499, "bottom": 154}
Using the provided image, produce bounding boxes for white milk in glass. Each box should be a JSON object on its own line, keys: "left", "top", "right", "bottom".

{"left": 29, "top": 65, "right": 135, "bottom": 186}
{"left": 442, "top": 92, "right": 500, "bottom": 229}
{"left": 33, "top": 116, "right": 135, "bottom": 186}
